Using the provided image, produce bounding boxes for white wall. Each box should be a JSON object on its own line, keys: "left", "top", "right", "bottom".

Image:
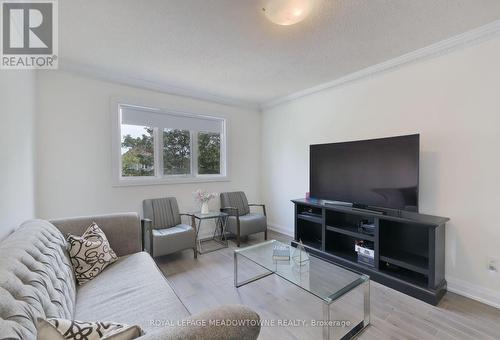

{"left": 0, "top": 71, "right": 36, "bottom": 241}
{"left": 262, "top": 36, "right": 500, "bottom": 306}
{"left": 36, "top": 71, "right": 261, "bottom": 233}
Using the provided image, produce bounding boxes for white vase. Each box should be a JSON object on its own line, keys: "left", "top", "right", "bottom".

{"left": 201, "top": 201, "right": 209, "bottom": 214}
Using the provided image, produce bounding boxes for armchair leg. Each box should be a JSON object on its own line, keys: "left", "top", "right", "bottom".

{"left": 236, "top": 217, "right": 241, "bottom": 247}
{"left": 265, "top": 229, "right": 268, "bottom": 240}
{"left": 193, "top": 247, "right": 198, "bottom": 259}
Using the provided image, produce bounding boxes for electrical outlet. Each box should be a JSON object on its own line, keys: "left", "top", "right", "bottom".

{"left": 488, "top": 258, "right": 498, "bottom": 273}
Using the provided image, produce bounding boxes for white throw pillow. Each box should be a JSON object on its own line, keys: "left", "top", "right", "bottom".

{"left": 37, "top": 318, "right": 142, "bottom": 340}
{"left": 67, "top": 222, "right": 118, "bottom": 285}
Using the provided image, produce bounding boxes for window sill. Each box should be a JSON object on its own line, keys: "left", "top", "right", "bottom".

{"left": 112, "top": 175, "right": 230, "bottom": 187}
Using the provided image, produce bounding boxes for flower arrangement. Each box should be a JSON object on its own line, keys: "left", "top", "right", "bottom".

{"left": 193, "top": 189, "right": 218, "bottom": 214}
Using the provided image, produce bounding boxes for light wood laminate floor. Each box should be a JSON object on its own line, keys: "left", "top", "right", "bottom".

{"left": 155, "top": 231, "right": 500, "bottom": 340}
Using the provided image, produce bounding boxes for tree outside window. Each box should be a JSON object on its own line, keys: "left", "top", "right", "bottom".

{"left": 164, "top": 129, "right": 191, "bottom": 175}
{"left": 121, "top": 125, "right": 154, "bottom": 177}
{"left": 198, "top": 132, "right": 221, "bottom": 175}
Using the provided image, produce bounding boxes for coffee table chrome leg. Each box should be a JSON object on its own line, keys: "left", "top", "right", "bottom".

{"left": 234, "top": 251, "right": 238, "bottom": 287}
{"left": 323, "top": 280, "right": 370, "bottom": 340}
{"left": 363, "top": 280, "right": 370, "bottom": 327}
{"left": 234, "top": 251, "right": 273, "bottom": 288}
{"left": 323, "top": 302, "right": 333, "bottom": 340}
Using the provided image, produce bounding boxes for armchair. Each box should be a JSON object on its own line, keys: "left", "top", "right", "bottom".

{"left": 142, "top": 197, "right": 197, "bottom": 258}
{"left": 220, "top": 191, "right": 267, "bottom": 247}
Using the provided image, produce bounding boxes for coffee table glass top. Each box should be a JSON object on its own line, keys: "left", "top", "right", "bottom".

{"left": 235, "top": 240, "right": 369, "bottom": 304}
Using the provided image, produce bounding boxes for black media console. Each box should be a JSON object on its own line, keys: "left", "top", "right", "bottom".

{"left": 292, "top": 198, "right": 449, "bottom": 305}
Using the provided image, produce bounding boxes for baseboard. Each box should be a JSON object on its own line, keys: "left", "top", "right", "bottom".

{"left": 267, "top": 222, "right": 294, "bottom": 237}
{"left": 447, "top": 276, "right": 500, "bottom": 310}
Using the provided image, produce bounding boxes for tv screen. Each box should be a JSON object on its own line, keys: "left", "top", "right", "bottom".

{"left": 310, "top": 134, "right": 419, "bottom": 211}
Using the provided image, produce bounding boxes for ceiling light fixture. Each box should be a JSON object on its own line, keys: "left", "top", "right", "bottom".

{"left": 262, "top": 0, "right": 315, "bottom": 26}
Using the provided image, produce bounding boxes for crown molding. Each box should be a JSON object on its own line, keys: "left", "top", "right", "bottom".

{"left": 58, "top": 59, "right": 261, "bottom": 111}
{"left": 57, "top": 19, "right": 500, "bottom": 112}
{"left": 261, "top": 19, "right": 500, "bottom": 110}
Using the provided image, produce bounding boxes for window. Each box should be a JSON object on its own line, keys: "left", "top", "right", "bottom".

{"left": 121, "top": 124, "right": 154, "bottom": 177}
{"left": 198, "top": 132, "right": 221, "bottom": 175}
{"left": 113, "top": 103, "right": 227, "bottom": 185}
{"left": 163, "top": 129, "right": 191, "bottom": 175}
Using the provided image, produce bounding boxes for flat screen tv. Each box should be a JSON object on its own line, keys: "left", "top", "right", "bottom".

{"left": 310, "top": 134, "right": 419, "bottom": 211}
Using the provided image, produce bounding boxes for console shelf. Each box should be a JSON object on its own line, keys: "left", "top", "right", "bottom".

{"left": 380, "top": 252, "right": 429, "bottom": 275}
{"left": 326, "top": 225, "right": 375, "bottom": 242}
{"left": 301, "top": 239, "right": 322, "bottom": 250}
{"left": 293, "top": 198, "right": 449, "bottom": 305}
{"left": 327, "top": 247, "right": 358, "bottom": 263}
{"left": 297, "top": 213, "right": 322, "bottom": 224}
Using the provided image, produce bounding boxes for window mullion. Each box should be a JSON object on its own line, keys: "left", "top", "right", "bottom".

{"left": 155, "top": 127, "right": 163, "bottom": 178}
{"left": 221, "top": 127, "right": 226, "bottom": 176}
{"left": 191, "top": 131, "right": 198, "bottom": 177}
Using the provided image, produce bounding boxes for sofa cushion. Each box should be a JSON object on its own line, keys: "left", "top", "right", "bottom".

{"left": 139, "top": 305, "right": 261, "bottom": 340}
{"left": 74, "top": 252, "right": 190, "bottom": 333}
{"left": 37, "top": 318, "right": 142, "bottom": 340}
{"left": 36, "top": 317, "right": 66, "bottom": 340}
{"left": 51, "top": 213, "right": 142, "bottom": 258}
{"left": 67, "top": 223, "right": 118, "bottom": 285}
{"left": 0, "top": 220, "right": 76, "bottom": 340}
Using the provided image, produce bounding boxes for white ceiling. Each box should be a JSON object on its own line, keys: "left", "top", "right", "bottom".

{"left": 59, "top": 0, "right": 500, "bottom": 107}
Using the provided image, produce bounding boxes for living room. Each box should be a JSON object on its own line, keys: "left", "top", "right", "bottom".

{"left": 1, "top": 1, "right": 500, "bottom": 340}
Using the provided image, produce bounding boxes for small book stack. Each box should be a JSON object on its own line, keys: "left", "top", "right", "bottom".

{"left": 273, "top": 244, "right": 290, "bottom": 261}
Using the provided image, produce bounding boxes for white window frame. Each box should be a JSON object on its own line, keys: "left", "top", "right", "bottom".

{"left": 111, "top": 99, "right": 229, "bottom": 186}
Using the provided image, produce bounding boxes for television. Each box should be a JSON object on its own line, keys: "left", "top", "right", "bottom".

{"left": 310, "top": 134, "right": 419, "bottom": 211}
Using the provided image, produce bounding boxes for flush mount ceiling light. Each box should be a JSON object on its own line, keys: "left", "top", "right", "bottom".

{"left": 262, "top": 0, "right": 315, "bottom": 26}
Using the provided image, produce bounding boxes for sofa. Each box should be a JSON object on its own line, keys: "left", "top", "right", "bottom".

{"left": 0, "top": 213, "right": 261, "bottom": 340}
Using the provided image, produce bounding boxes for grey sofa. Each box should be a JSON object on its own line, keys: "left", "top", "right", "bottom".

{"left": 220, "top": 192, "right": 267, "bottom": 247}
{"left": 143, "top": 197, "right": 197, "bottom": 258}
{"left": 0, "top": 213, "right": 260, "bottom": 340}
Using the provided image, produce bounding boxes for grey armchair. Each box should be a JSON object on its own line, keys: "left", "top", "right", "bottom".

{"left": 142, "top": 197, "right": 197, "bottom": 258}
{"left": 220, "top": 191, "right": 267, "bottom": 247}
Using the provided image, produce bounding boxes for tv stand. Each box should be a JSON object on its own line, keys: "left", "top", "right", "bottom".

{"left": 292, "top": 198, "right": 449, "bottom": 305}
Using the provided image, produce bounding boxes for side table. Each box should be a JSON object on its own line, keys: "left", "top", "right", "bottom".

{"left": 190, "top": 211, "right": 229, "bottom": 254}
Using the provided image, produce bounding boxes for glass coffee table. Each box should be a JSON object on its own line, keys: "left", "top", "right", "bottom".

{"left": 234, "top": 240, "right": 370, "bottom": 340}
